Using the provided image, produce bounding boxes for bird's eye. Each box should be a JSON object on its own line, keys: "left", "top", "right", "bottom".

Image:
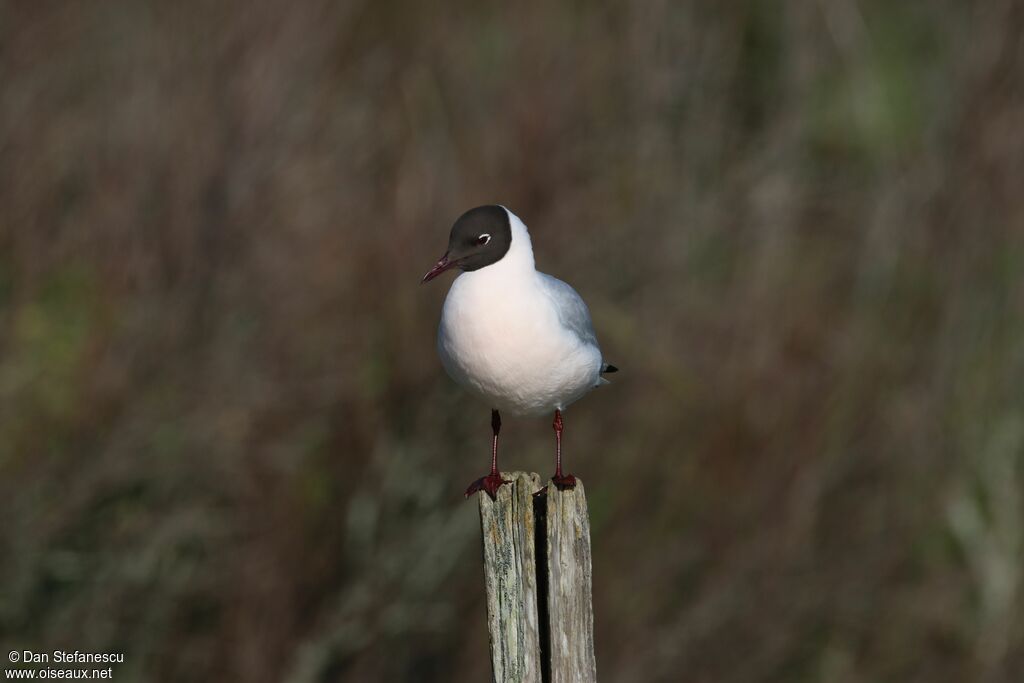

{"left": 476, "top": 234, "right": 491, "bottom": 246}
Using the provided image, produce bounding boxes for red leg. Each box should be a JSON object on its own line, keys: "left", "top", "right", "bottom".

{"left": 551, "top": 409, "right": 577, "bottom": 490}
{"left": 465, "top": 409, "right": 511, "bottom": 500}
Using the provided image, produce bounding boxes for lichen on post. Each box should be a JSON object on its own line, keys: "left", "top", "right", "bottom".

{"left": 477, "top": 471, "right": 544, "bottom": 682}
{"left": 544, "top": 479, "right": 597, "bottom": 683}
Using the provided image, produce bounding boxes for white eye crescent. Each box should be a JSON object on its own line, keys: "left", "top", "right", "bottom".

{"left": 476, "top": 233, "right": 491, "bottom": 246}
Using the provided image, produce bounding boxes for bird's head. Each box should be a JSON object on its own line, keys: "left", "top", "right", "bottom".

{"left": 421, "top": 205, "right": 512, "bottom": 283}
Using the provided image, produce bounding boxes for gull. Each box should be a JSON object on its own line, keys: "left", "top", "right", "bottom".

{"left": 422, "top": 205, "right": 617, "bottom": 498}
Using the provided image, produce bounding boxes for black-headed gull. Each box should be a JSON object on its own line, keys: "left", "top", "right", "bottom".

{"left": 422, "top": 205, "right": 617, "bottom": 498}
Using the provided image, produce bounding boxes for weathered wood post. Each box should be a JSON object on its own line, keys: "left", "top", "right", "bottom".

{"left": 478, "top": 472, "right": 544, "bottom": 681}
{"left": 477, "top": 472, "right": 597, "bottom": 683}
{"left": 542, "top": 477, "right": 597, "bottom": 682}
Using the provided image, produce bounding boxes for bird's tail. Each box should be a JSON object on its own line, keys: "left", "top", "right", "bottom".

{"left": 596, "top": 362, "right": 619, "bottom": 386}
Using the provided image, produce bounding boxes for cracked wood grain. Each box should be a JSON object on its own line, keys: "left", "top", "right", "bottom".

{"left": 478, "top": 472, "right": 544, "bottom": 683}
{"left": 544, "top": 478, "right": 597, "bottom": 683}
{"left": 477, "top": 473, "right": 596, "bottom": 683}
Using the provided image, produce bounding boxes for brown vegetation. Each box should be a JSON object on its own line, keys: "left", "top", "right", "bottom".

{"left": 1, "top": 1, "right": 1022, "bottom": 681}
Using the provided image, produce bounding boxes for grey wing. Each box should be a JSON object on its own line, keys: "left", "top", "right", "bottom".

{"left": 538, "top": 273, "right": 598, "bottom": 348}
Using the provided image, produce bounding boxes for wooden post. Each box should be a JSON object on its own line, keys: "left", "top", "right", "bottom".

{"left": 543, "top": 478, "right": 597, "bottom": 683}
{"left": 478, "top": 472, "right": 544, "bottom": 682}
{"left": 477, "top": 472, "right": 596, "bottom": 683}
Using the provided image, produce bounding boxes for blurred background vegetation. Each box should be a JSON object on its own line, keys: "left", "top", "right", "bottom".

{"left": 1, "top": 1, "right": 1022, "bottom": 681}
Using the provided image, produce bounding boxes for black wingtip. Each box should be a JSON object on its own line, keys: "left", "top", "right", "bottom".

{"left": 603, "top": 364, "right": 619, "bottom": 374}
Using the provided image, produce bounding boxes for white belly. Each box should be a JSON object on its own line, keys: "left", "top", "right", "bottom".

{"left": 437, "top": 272, "right": 602, "bottom": 417}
